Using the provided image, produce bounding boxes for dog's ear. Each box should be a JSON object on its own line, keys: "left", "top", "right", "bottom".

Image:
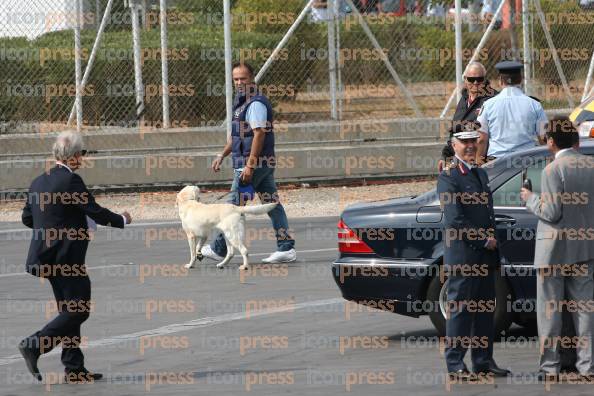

{"left": 177, "top": 186, "right": 191, "bottom": 204}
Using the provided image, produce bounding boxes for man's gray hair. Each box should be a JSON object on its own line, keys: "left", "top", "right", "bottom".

{"left": 53, "top": 131, "right": 84, "bottom": 161}
{"left": 465, "top": 62, "right": 487, "bottom": 76}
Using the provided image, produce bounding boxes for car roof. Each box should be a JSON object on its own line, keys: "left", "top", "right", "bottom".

{"left": 414, "top": 140, "right": 594, "bottom": 206}
{"left": 484, "top": 139, "right": 594, "bottom": 176}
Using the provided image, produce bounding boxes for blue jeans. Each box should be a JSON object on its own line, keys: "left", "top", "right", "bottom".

{"left": 211, "top": 167, "right": 295, "bottom": 256}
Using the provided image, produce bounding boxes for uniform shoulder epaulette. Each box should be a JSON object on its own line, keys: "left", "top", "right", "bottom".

{"left": 528, "top": 95, "right": 541, "bottom": 103}
{"left": 456, "top": 161, "right": 468, "bottom": 175}
{"left": 441, "top": 159, "right": 458, "bottom": 176}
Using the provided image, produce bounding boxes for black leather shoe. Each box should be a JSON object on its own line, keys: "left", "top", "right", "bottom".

{"left": 535, "top": 370, "right": 558, "bottom": 382}
{"left": 64, "top": 368, "right": 103, "bottom": 383}
{"left": 476, "top": 364, "right": 511, "bottom": 377}
{"left": 561, "top": 365, "right": 579, "bottom": 374}
{"left": 18, "top": 339, "right": 42, "bottom": 382}
{"left": 448, "top": 369, "right": 471, "bottom": 381}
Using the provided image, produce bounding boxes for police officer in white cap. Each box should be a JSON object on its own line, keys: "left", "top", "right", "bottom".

{"left": 476, "top": 61, "right": 548, "bottom": 164}
{"left": 437, "top": 123, "right": 511, "bottom": 379}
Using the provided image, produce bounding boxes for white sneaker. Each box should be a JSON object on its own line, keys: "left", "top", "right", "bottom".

{"left": 201, "top": 245, "right": 224, "bottom": 261}
{"left": 262, "top": 249, "right": 296, "bottom": 263}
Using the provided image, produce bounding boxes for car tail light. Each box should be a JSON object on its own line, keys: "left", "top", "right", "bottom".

{"left": 337, "top": 219, "right": 374, "bottom": 254}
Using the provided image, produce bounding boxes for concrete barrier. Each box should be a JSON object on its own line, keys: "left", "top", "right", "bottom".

{"left": 0, "top": 141, "right": 443, "bottom": 192}
{"left": 0, "top": 118, "right": 447, "bottom": 156}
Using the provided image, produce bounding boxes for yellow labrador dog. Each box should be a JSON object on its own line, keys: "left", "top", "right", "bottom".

{"left": 176, "top": 185, "right": 277, "bottom": 270}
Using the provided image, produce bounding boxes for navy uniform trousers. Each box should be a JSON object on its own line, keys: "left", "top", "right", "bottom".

{"left": 445, "top": 266, "right": 496, "bottom": 372}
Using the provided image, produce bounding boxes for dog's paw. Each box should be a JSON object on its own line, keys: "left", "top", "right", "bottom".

{"left": 216, "top": 263, "right": 225, "bottom": 269}
{"left": 184, "top": 262, "right": 194, "bottom": 269}
{"left": 238, "top": 265, "right": 249, "bottom": 271}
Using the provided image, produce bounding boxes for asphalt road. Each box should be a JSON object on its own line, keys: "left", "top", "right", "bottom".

{"left": 0, "top": 217, "right": 588, "bottom": 395}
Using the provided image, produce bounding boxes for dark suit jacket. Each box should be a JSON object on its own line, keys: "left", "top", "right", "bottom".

{"left": 22, "top": 165, "right": 124, "bottom": 277}
{"left": 437, "top": 160, "right": 499, "bottom": 268}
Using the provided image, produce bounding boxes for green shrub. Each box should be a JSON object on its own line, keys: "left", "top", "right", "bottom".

{"left": 233, "top": 0, "right": 306, "bottom": 33}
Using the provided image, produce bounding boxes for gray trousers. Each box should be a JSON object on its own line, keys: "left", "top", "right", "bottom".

{"left": 537, "top": 261, "right": 594, "bottom": 375}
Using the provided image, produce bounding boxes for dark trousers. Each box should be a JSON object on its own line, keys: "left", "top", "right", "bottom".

{"left": 25, "top": 274, "right": 91, "bottom": 371}
{"left": 445, "top": 269, "right": 495, "bottom": 372}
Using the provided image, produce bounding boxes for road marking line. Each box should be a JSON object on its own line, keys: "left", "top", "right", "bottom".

{"left": 0, "top": 248, "right": 336, "bottom": 278}
{"left": 0, "top": 218, "right": 337, "bottom": 235}
{"left": 0, "top": 221, "right": 180, "bottom": 235}
{"left": 0, "top": 298, "right": 345, "bottom": 366}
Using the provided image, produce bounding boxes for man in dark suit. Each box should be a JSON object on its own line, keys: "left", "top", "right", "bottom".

{"left": 437, "top": 126, "right": 511, "bottom": 380}
{"left": 18, "top": 131, "right": 132, "bottom": 383}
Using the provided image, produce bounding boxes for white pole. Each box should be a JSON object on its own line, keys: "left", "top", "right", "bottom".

{"left": 223, "top": 0, "right": 233, "bottom": 140}
{"left": 160, "top": 0, "right": 170, "bottom": 128}
{"left": 582, "top": 51, "right": 594, "bottom": 102}
{"left": 344, "top": 0, "right": 421, "bottom": 116}
{"left": 255, "top": 0, "right": 315, "bottom": 83}
{"left": 74, "top": 0, "right": 83, "bottom": 132}
{"left": 440, "top": 0, "right": 505, "bottom": 118}
{"left": 96, "top": 0, "right": 101, "bottom": 26}
{"left": 327, "top": 0, "right": 338, "bottom": 120}
{"left": 454, "top": 0, "right": 462, "bottom": 103}
{"left": 585, "top": 85, "right": 594, "bottom": 104}
{"left": 522, "top": 0, "right": 531, "bottom": 96}
{"left": 468, "top": 0, "right": 481, "bottom": 33}
{"left": 533, "top": 0, "right": 574, "bottom": 108}
{"left": 335, "top": 0, "right": 343, "bottom": 120}
{"left": 68, "top": 0, "right": 114, "bottom": 126}
{"left": 130, "top": 0, "right": 145, "bottom": 121}
{"left": 220, "top": 0, "right": 314, "bottom": 128}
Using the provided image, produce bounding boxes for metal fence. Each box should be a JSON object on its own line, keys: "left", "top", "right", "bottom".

{"left": 1, "top": 0, "right": 594, "bottom": 136}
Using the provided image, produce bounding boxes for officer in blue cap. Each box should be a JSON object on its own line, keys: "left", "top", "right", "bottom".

{"left": 476, "top": 61, "right": 548, "bottom": 163}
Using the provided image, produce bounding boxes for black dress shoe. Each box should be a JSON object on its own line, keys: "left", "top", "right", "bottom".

{"left": 535, "top": 370, "right": 558, "bottom": 382}
{"left": 475, "top": 364, "right": 511, "bottom": 377}
{"left": 561, "top": 365, "right": 579, "bottom": 374}
{"left": 18, "top": 340, "right": 42, "bottom": 382}
{"left": 64, "top": 368, "right": 103, "bottom": 383}
{"left": 448, "top": 369, "right": 471, "bottom": 381}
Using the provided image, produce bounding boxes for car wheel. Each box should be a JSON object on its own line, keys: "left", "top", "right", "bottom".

{"left": 426, "top": 269, "right": 513, "bottom": 337}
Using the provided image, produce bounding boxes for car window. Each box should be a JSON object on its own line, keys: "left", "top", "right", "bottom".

{"left": 525, "top": 157, "right": 548, "bottom": 194}
{"left": 492, "top": 157, "right": 548, "bottom": 206}
{"left": 493, "top": 172, "right": 522, "bottom": 207}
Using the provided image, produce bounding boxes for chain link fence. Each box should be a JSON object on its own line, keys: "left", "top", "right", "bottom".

{"left": 1, "top": 0, "right": 594, "bottom": 136}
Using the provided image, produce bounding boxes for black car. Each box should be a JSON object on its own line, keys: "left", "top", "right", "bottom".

{"left": 333, "top": 141, "right": 594, "bottom": 336}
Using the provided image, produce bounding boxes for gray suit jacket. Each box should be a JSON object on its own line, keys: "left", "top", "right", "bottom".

{"left": 526, "top": 149, "right": 594, "bottom": 268}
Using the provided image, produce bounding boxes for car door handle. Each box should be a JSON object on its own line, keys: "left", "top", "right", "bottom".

{"left": 495, "top": 216, "right": 516, "bottom": 225}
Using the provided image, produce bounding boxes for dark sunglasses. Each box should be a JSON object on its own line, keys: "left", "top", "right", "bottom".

{"left": 465, "top": 76, "right": 485, "bottom": 83}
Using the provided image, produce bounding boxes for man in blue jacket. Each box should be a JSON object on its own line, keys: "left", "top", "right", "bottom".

{"left": 203, "top": 62, "right": 296, "bottom": 264}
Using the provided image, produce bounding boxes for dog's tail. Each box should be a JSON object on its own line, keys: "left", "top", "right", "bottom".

{"left": 237, "top": 203, "right": 277, "bottom": 215}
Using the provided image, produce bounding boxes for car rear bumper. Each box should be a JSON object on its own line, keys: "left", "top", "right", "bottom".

{"left": 332, "top": 257, "right": 440, "bottom": 318}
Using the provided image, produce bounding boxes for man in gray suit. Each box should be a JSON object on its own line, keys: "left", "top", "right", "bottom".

{"left": 521, "top": 116, "right": 594, "bottom": 380}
